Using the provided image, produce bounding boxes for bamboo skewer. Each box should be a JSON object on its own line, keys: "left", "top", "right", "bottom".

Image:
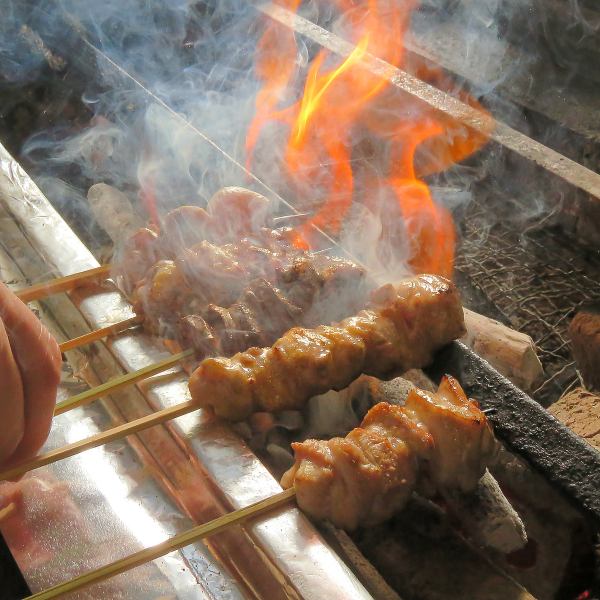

{"left": 0, "top": 502, "right": 16, "bottom": 522}
{"left": 26, "top": 487, "right": 297, "bottom": 600}
{"left": 59, "top": 315, "right": 143, "bottom": 353}
{"left": 54, "top": 348, "right": 194, "bottom": 415}
{"left": 0, "top": 351, "right": 196, "bottom": 480}
{"left": 0, "top": 400, "right": 198, "bottom": 481}
{"left": 15, "top": 264, "right": 113, "bottom": 303}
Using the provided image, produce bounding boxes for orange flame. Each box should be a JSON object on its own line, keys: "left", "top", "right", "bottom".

{"left": 248, "top": 0, "right": 491, "bottom": 277}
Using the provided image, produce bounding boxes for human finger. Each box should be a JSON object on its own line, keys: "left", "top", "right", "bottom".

{"left": 0, "top": 284, "right": 61, "bottom": 462}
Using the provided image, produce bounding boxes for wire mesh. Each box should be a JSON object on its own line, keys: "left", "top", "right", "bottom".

{"left": 455, "top": 195, "right": 600, "bottom": 405}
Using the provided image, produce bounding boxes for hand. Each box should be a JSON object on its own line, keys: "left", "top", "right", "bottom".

{"left": 0, "top": 284, "right": 61, "bottom": 469}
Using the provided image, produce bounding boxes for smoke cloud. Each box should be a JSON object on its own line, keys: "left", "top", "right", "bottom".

{"left": 0, "top": 0, "right": 593, "bottom": 277}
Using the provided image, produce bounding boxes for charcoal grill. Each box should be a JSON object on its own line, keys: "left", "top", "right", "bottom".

{"left": 0, "top": 1, "right": 599, "bottom": 598}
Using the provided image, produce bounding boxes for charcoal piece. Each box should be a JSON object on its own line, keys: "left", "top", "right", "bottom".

{"left": 569, "top": 303, "right": 600, "bottom": 391}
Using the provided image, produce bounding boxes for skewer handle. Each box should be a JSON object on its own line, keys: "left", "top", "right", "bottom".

{"left": 15, "top": 265, "right": 112, "bottom": 303}
{"left": 0, "top": 400, "right": 198, "bottom": 481}
{"left": 59, "top": 315, "right": 142, "bottom": 353}
{"left": 26, "top": 488, "right": 297, "bottom": 600}
{"left": 54, "top": 348, "right": 194, "bottom": 415}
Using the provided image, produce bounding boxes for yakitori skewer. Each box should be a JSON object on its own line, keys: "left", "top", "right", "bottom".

{"left": 22, "top": 371, "right": 498, "bottom": 598}
{"left": 59, "top": 315, "right": 143, "bottom": 353}
{"left": 0, "top": 400, "right": 197, "bottom": 481}
{"left": 1, "top": 276, "right": 464, "bottom": 480}
{"left": 26, "top": 487, "right": 297, "bottom": 600}
{"left": 15, "top": 264, "right": 112, "bottom": 303}
{"left": 54, "top": 348, "right": 193, "bottom": 415}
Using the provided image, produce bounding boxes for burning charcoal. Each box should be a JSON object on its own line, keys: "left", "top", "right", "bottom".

{"left": 569, "top": 303, "right": 600, "bottom": 391}
{"left": 300, "top": 380, "right": 372, "bottom": 440}
{"left": 442, "top": 470, "right": 528, "bottom": 554}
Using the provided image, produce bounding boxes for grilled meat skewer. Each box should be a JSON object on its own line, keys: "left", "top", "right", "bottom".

{"left": 116, "top": 187, "right": 280, "bottom": 294}
{"left": 116, "top": 187, "right": 369, "bottom": 360}
{"left": 281, "top": 376, "right": 496, "bottom": 530}
{"left": 124, "top": 214, "right": 368, "bottom": 357}
{"left": 189, "top": 275, "right": 465, "bottom": 420}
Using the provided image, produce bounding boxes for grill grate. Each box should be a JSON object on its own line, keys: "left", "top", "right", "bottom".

{"left": 455, "top": 194, "right": 600, "bottom": 406}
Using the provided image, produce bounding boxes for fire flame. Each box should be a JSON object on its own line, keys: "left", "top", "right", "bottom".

{"left": 247, "top": 0, "right": 492, "bottom": 278}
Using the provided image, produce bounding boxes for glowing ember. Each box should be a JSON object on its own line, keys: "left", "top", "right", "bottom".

{"left": 247, "top": 0, "right": 492, "bottom": 277}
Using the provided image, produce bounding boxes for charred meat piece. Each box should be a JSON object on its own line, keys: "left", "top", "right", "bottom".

{"left": 202, "top": 304, "right": 241, "bottom": 356}
{"left": 207, "top": 187, "right": 273, "bottom": 241}
{"left": 177, "top": 241, "right": 248, "bottom": 307}
{"left": 277, "top": 255, "right": 369, "bottom": 323}
{"left": 117, "top": 187, "right": 274, "bottom": 287}
{"left": 281, "top": 376, "right": 496, "bottom": 530}
{"left": 115, "top": 227, "right": 161, "bottom": 295}
{"left": 178, "top": 315, "right": 218, "bottom": 358}
{"left": 241, "top": 279, "right": 303, "bottom": 337}
{"left": 277, "top": 257, "right": 324, "bottom": 310}
{"left": 131, "top": 260, "right": 194, "bottom": 335}
{"left": 189, "top": 275, "right": 465, "bottom": 421}
{"left": 177, "top": 279, "right": 305, "bottom": 357}
{"left": 161, "top": 205, "right": 213, "bottom": 256}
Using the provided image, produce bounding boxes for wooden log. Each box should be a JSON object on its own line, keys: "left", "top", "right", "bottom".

{"left": 568, "top": 303, "right": 600, "bottom": 391}
{"left": 549, "top": 387, "right": 600, "bottom": 452}
{"left": 462, "top": 309, "right": 544, "bottom": 393}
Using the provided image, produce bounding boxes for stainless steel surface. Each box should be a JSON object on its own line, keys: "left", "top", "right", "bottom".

{"left": 0, "top": 142, "right": 371, "bottom": 598}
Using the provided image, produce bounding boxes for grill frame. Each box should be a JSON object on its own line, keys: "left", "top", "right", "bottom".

{"left": 2, "top": 3, "right": 600, "bottom": 596}
{"left": 427, "top": 341, "right": 600, "bottom": 525}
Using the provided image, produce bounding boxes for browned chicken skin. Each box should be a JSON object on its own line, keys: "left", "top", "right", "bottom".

{"left": 189, "top": 275, "right": 465, "bottom": 420}
{"left": 281, "top": 376, "right": 496, "bottom": 530}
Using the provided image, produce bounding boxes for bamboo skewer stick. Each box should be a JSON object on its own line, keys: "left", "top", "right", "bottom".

{"left": 26, "top": 487, "right": 297, "bottom": 600}
{"left": 59, "top": 315, "right": 143, "bottom": 353}
{"left": 0, "top": 400, "right": 198, "bottom": 481}
{"left": 15, "top": 264, "right": 113, "bottom": 303}
{"left": 0, "top": 351, "right": 196, "bottom": 480}
{"left": 54, "top": 348, "right": 194, "bottom": 415}
{"left": 0, "top": 502, "right": 16, "bottom": 522}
